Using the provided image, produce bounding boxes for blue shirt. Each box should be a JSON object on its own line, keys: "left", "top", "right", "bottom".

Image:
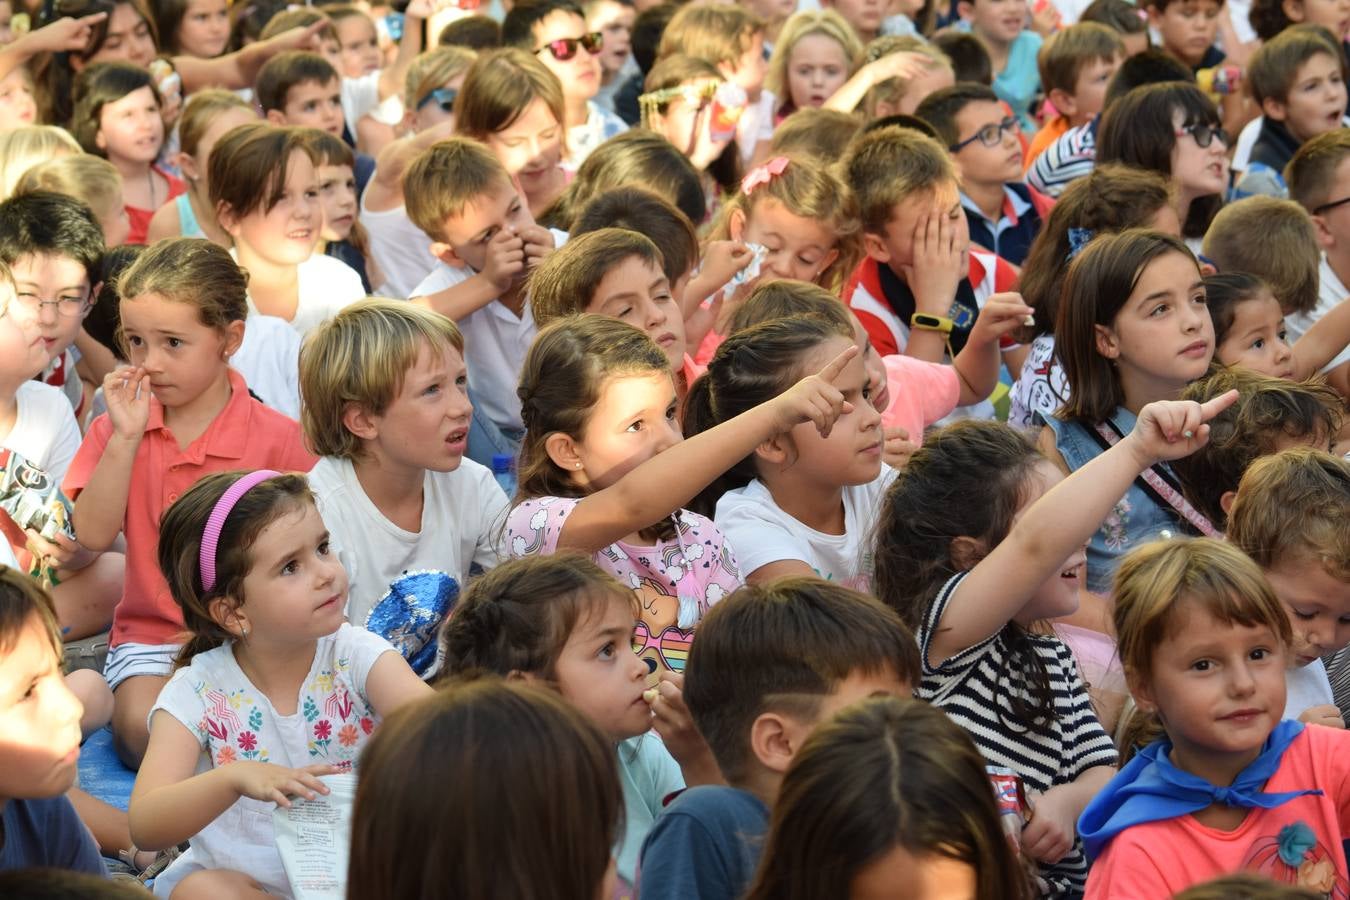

{"left": 0, "top": 796, "right": 106, "bottom": 875}
{"left": 961, "top": 182, "right": 1043, "bottom": 267}
{"left": 638, "top": 786, "right": 770, "bottom": 900}
{"left": 994, "top": 30, "right": 1043, "bottom": 130}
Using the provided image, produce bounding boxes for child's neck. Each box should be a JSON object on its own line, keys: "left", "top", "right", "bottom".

{"left": 110, "top": 154, "right": 157, "bottom": 210}
{"left": 762, "top": 469, "right": 847, "bottom": 535}
{"left": 1169, "top": 740, "right": 1263, "bottom": 832}
{"left": 964, "top": 180, "right": 1006, "bottom": 223}
{"left": 232, "top": 637, "right": 319, "bottom": 717}
{"left": 352, "top": 453, "right": 426, "bottom": 533}
{"left": 976, "top": 31, "right": 1012, "bottom": 74}
{"left": 163, "top": 366, "right": 233, "bottom": 449}
{"left": 737, "top": 765, "right": 783, "bottom": 810}
{"left": 1118, "top": 366, "right": 1188, "bottom": 416}
{"left": 235, "top": 243, "right": 301, "bottom": 321}
{"left": 564, "top": 94, "right": 589, "bottom": 131}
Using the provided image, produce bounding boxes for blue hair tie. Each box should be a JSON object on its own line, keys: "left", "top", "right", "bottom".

{"left": 1067, "top": 228, "right": 1094, "bottom": 260}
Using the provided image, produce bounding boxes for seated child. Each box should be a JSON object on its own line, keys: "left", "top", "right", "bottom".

{"left": 1080, "top": 537, "right": 1350, "bottom": 898}
{"left": 129, "top": 470, "right": 430, "bottom": 895}
{"left": 768, "top": 107, "right": 864, "bottom": 161}
{"left": 300, "top": 300, "right": 506, "bottom": 676}
{"left": 1228, "top": 449, "right": 1350, "bottom": 725}
{"left": 502, "top": 0, "right": 628, "bottom": 166}
{"left": 841, "top": 125, "right": 1026, "bottom": 420}
{"left": 439, "top": 556, "right": 696, "bottom": 891}
{"left": 0, "top": 567, "right": 101, "bottom": 875}
{"left": 348, "top": 678, "right": 622, "bottom": 899}
{"left": 1203, "top": 271, "right": 1350, "bottom": 385}
{"left": 745, "top": 697, "right": 1028, "bottom": 899}
{"left": 64, "top": 239, "right": 316, "bottom": 769}
{"left": 1146, "top": 0, "right": 1226, "bottom": 74}
{"left": 1234, "top": 25, "right": 1348, "bottom": 199}
{"left": 1027, "top": 22, "right": 1124, "bottom": 167}
{"left": 763, "top": 10, "right": 863, "bottom": 121}
{"left": 638, "top": 578, "right": 919, "bottom": 900}
{"left": 587, "top": 0, "right": 636, "bottom": 113}
{"left": 403, "top": 137, "right": 559, "bottom": 467}
{"left": 916, "top": 83, "right": 1053, "bottom": 266}
{"left": 957, "top": 0, "right": 1044, "bottom": 129}
{"left": 14, "top": 155, "right": 130, "bottom": 250}
{"left": 300, "top": 128, "right": 383, "bottom": 293}
{"left": 543, "top": 129, "right": 708, "bottom": 230}
{"left": 826, "top": 36, "right": 953, "bottom": 121}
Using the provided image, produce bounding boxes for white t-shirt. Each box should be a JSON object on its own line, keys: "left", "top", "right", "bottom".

{"left": 736, "top": 91, "right": 776, "bottom": 165}
{"left": 341, "top": 70, "right": 382, "bottom": 133}
{"left": 236, "top": 250, "right": 365, "bottom": 338}
{"left": 361, "top": 200, "right": 435, "bottom": 299}
{"left": 714, "top": 466, "right": 898, "bottom": 592}
{"left": 309, "top": 455, "right": 508, "bottom": 676}
{"left": 1285, "top": 658, "right": 1336, "bottom": 721}
{"left": 149, "top": 624, "right": 394, "bottom": 898}
{"left": 2, "top": 382, "right": 81, "bottom": 483}
{"left": 231, "top": 313, "right": 301, "bottom": 420}
{"left": 1296, "top": 256, "right": 1350, "bottom": 374}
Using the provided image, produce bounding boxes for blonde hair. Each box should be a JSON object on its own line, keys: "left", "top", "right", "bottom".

{"left": 528, "top": 228, "right": 665, "bottom": 327}
{"left": 706, "top": 154, "right": 861, "bottom": 293}
{"left": 770, "top": 108, "right": 863, "bottom": 162}
{"left": 1113, "top": 538, "right": 1292, "bottom": 682}
{"left": 860, "top": 36, "right": 951, "bottom": 118}
{"left": 403, "top": 137, "right": 514, "bottom": 244}
{"left": 15, "top": 155, "right": 123, "bottom": 222}
{"left": 455, "top": 48, "right": 566, "bottom": 154}
{"left": 841, "top": 125, "right": 955, "bottom": 234}
{"left": 658, "top": 2, "right": 762, "bottom": 67}
{"left": 299, "top": 299, "right": 465, "bottom": 461}
{"left": 1202, "top": 196, "right": 1320, "bottom": 317}
{"left": 404, "top": 45, "right": 477, "bottom": 112}
{"left": 178, "top": 89, "right": 256, "bottom": 161}
{"left": 0, "top": 125, "right": 81, "bottom": 201}
{"left": 765, "top": 10, "right": 863, "bottom": 100}
{"left": 1227, "top": 448, "right": 1350, "bottom": 581}
{"left": 1286, "top": 128, "right": 1350, "bottom": 213}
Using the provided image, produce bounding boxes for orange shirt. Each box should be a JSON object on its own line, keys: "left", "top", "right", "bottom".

{"left": 64, "top": 368, "right": 316, "bottom": 647}
{"left": 1025, "top": 115, "right": 1071, "bottom": 171}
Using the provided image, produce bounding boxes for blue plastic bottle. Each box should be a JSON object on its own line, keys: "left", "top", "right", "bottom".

{"left": 491, "top": 453, "right": 516, "bottom": 497}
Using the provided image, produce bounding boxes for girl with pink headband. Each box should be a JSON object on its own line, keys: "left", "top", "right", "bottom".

{"left": 129, "top": 469, "right": 431, "bottom": 897}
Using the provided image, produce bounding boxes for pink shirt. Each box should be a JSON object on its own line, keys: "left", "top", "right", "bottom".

{"left": 64, "top": 368, "right": 316, "bottom": 647}
{"left": 880, "top": 355, "right": 959, "bottom": 441}
{"left": 1085, "top": 726, "right": 1350, "bottom": 899}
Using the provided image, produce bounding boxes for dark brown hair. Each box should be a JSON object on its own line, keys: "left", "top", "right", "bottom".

{"left": 745, "top": 696, "right": 1029, "bottom": 900}
{"left": 116, "top": 237, "right": 248, "bottom": 346}
{"left": 725, "top": 279, "right": 854, "bottom": 336}
{"left": 0, "top": 566, "right": 62, "bottom": 657}
{"left": 348, "top": 678, "right": 622, "bottom": 900}
{"left": 571, "top": 187, "right": 699, "bottom": 285}
{"left": 157, "top": 470, "right": 314, "bottom": 667}
{"left": 685, "top": 578, "right": 919, "bottom": 783}
{"left": 543, "top": 130, "right": 706, "bottom": 229}
{"left": 70, "top": 62, "right": 160, "bottom": 156}
{"left": 438, "top": 555, "right": 637, "bottom": 682}
{"left": 527, "top": 228, "right": 666, "bottom": 327}
{"left": 255, "top": 51, "right": 339, "bottom": 112}
{"left": 208, "top": 123, "right": 317, "bottom": 224}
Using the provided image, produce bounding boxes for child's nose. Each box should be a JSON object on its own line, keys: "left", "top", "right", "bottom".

{"left": 641, "top": 297, "right": 666, "bottom": 328}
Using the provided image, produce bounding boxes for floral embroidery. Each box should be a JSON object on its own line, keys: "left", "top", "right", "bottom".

{"left": 216, "top": 745, "right": 237, "bottom": 766}
{"left": 1100, "top": 498, "right": 1132, "bottom": 551}
{"left": 314, "top": 671, "right": 334, "bottom": 693}
{"left": 315, "top": 719, "right": 332, "bottom": 740}
{"left": 360, "top": 717, "right": 374, "bottom": 735}
{"left": 302, "top": 696, "right": 320, "bottom": 723}
{"left": 238, "top": 731, "right": 258, "bottom": 752}
{"left": 338, "top": 724, "right": 359, "bottom": 746}
{"left": 325, "top": 685, "right": 354, "bottom": 722}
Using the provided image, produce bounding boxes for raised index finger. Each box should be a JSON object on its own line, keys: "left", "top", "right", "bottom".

{"left": 818, "top": 345, "right": 859, "bottom": 382}
{"left": 1198, "top": 389, "right": 1240, "bottom": 422}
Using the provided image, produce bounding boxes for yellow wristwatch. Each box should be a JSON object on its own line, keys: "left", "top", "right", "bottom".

{"left": 910, "top": 313, "right": 955, "bottom": 333}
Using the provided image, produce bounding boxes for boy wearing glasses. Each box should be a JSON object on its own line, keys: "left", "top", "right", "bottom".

{"left": 916, "top": 83, "right": 1051, "bottom": 266}
{"left": 503, "top": 0, "right": 628, "bottom": 166}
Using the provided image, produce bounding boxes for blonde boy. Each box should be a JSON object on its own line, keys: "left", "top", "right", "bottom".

{"left": 300, "top": 300, "right": 505, "bottom": 677}
{"left": 1228, "top": 449, "right": 1350, "bottom": 726}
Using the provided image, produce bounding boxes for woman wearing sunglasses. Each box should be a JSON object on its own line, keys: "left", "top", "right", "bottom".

{"left": 502, "top": 0, "right": 629, "bottom": 167}
{"left": 1098, "top": 81, "right": 1231, "bottom": 252}
{"left": 361, "top": 45, "right": 477, "bottom": 298}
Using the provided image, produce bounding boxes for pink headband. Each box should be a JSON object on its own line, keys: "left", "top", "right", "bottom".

{"left": 200, "top": 470, "right": 281, "bottom": 593}
{"left": 740, "top": 156, "right": 789, "bottom": 196}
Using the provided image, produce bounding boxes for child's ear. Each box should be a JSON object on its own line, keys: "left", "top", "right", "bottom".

{"left": 1311, "top": 213, "right": 1338, "bottom": 251}
{"left": 1281, "top": 0, "right": 1307, "bottom": 22}
{"left": 948, "top": 535, "right": 985, "bottom": 571}
{"left": 1125, "top": 667, "right": 1157, "bottom": 716}
{"left": 221, "top": 319, "right": 245, "bottom": 359}
{"left": 755, "top": 433, "right": 791, "bottom": 467}
{"left": 430, "top": 240, "right": 466, "bottom": 267}
{"left": 341, "top": 401, "right": 381, "bottom": 442}
{"left": 1218, "top": 490, "right": 1237, "bottom": 516}
{"left": 208, "top": 596, "right": 249, "bottom": 639}
{"left": 1094, "top": 323, "right": 1120, "bottom": 359}
{"left": 544, "top": 431, "right": 586, "bottom": 477}
{"left": 264, "top": 108, "right": 288, "bottom": 126}
{"left": 1048, "top": 87, "right": 1077, "bottom": 119}
{"left": 177, "top": 151, "right": 200, "bottom": 181}
{"left": 862, "top": 231, "right": 892, "bottom": 265}
{"left": 728, "top": 207, "right": 747, "bottom": 242}
{"left": 871, "top": 99, "right": 898, "bottom": 119}
{"left": 1261, "top": 96, "right": 1289, "bottom": 123}
{"left": 956, "top": 0, "right": 974, "bottom": 19}
{"left": 217, "top": 202, "right": 241, "bottom": 239}
{"left": 749, "top": 711, "right": 803, "bottom": 774}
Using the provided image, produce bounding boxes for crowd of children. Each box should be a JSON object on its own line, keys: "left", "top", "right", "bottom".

{"left": 0, "top": 0, "right": 1349, "bottom": 896}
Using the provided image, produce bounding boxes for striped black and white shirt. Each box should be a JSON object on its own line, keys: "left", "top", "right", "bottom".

{"left": 919, "top": 571, "right": 1118, "bottom": 898}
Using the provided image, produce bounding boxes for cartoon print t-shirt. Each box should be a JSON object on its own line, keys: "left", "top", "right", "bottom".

{"left": 505, "top": 497, "right": 742, "bottom": 676}
{"left": 149, "top": 624, "right": 395, "bottom": 896}
{"left": 1085, "top": 725, "right": 1350, "bottom": 899}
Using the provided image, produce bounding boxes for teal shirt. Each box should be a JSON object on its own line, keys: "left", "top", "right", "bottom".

{"left": 617, "top": 735, "right": 686, "bottom": 889}
{"left": 994, "top": 30, "right": 1043, "bottom": 131}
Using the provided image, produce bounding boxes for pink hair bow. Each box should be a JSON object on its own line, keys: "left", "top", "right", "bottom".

{"left": 741, "top": 156, "right": 789, "bottom": 196}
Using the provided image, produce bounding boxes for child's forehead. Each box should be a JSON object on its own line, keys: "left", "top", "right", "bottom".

{"left": 0, "top": 614, "right": 59, "bottom": 688}
{"left": 9, "top": 253, "right": 89, "bottom": 289}
{"left": 954, "top": 98, "right": 1008, "bottom": 128}
{"left": 889, "top": 180, "right": 960, "bottom": 221}
{"left": 292, "top": 77, "right": 340, "bottom": 98}
{"left": 1163, "top": 0, "right": 1221, "bottom": 14}
{"left": 535, "top": 8, "right": 588, "bottom": 41}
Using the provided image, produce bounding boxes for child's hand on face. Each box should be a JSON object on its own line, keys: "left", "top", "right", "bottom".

{"left": 1129, "top": 390, "right": 1240, "bottom": 466}
{"left": 228, "top": 761, "right": 343, "bottom": 808}
{"left": 968, "top": 291, "right": 1035, "bottom": 348}
{"left": 903, "top": 207, "right": 965, "bottom": 316}
{"left": 519, "top": 224, "right": 555, "bottom": 270}
{"left": 1020, "top": 782, "right": 1078, "bottom": 864}
{"left": 701, "top": 240, "right": 754, "bottom": 287}
{"left": 881, "top": 425, "right": 919, "bottom": 469}
{"left": 773, "top": 345, "right": 857, "bottom": 438}
{"left": 103, "top": 367, "right": 153, "bottom": 442}
{"left": 1298, "top": 704, "right": 1346, "bottom": 729}
{"left": 649, "top": 671, "right": 723, "bottom": 785}
{"left": 480, "top": 227, "right": 526, "bottom": 293}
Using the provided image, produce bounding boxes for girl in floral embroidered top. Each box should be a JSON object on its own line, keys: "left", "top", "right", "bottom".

{"left": 128, "top": 470, "right": 430, "bottom": 898}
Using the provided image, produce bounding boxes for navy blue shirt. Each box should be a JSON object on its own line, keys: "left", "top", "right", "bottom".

{"left": 637, "top": 786, "right": 769, "bottom": 900}
{"left": 961, "top": 182, "right": 1044, "bottom": 268}
{"left": 0, "top": 796, "right": 106, "bottom": 875}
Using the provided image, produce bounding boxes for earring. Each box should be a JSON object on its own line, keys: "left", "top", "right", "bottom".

{"left": 575, "top": 462, "right": 582, "bottom": 469}
{"left": 241, "top": 625, "right": 248, "bottom": 638}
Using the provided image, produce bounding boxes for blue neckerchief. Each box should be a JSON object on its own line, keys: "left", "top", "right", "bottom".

{"left": 1079, "top": 720, "right": 1321, "bottom": 860}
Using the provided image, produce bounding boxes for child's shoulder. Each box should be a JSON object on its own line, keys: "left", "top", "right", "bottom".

{"left": 410, "top": 259, "right": 472, "bottom": 299}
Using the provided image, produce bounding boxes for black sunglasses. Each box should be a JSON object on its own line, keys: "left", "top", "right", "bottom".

{"left": 535, "top": 32, "right": 603, "bottom": 61}
{"left": 417, "top": 87, "right": 457, "bottom": 113}
{"left": 1175, "top": 122, "right": 1229, "bottom": 149}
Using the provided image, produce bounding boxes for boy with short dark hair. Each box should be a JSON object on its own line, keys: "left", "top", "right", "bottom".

{"left": 956, "top": 0, "right": 1044, "bottom": 129}
{"left": 1234, "top": 25, "right": 1347, "bottom": 199}
{"left": 916, "top": 82, "right": 1052, "bottom": 266}
{"left": 403, "top": 138, "right": 559, "bottom": 466}
{"left": 1027, "top": 22, "right": 1124, "bottom": 167}
{"left": 637, "top": 577, "right": 919, "bottom": 900}
{"left": 1146, "top": 0, "right": 1225, "bottom": 72}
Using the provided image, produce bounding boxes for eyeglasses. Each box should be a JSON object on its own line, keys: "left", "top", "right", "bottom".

{"left": 1175, "top": 122, "right": 1229, "bottom": 149}
{"left": 14, "top": 292, "right": 89, "bottom": 317}
{"left": 631, "top": 622, "right": 693, "bottom": 674}
{"left": 949, "top": 116, "right": 1020, "bottom": 152}
{"left": 1314, "top": 195, "right": 1350, "bottom": 215}
{"left": 535, "top": 32, "right": 602, "bottom": 61}
{"left": 416, "top": 87, "right": 457, "bottom": 113}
